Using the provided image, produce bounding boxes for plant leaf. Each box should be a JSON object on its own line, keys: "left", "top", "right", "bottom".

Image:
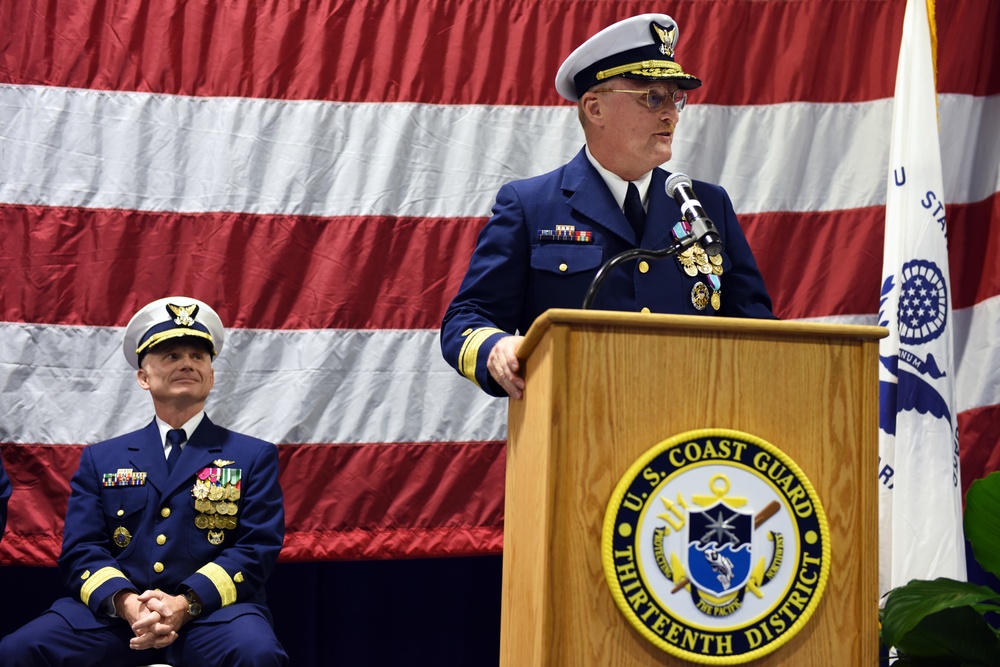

{"left": 881, "top": 578, "right": 1000, "bottom": 648}
{"left": 965, "top": 471, "right": 1000, "bottom": 581}
{"left": 889, "top": 605, "right": 1000, "bottom": 664}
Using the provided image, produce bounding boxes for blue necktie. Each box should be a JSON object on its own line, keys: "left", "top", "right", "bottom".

{"left": 166, "top": 429, "right": 186, "bottom": 473}
{"left": 624, "top": 182, "right": 645, "bottom": 240}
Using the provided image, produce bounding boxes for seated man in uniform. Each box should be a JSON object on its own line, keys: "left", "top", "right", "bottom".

{"left": 441, "top": 14, "right": 774, "bottom": 399}
{"left": 0, "top": 297, "right": 288, "bottom": 666}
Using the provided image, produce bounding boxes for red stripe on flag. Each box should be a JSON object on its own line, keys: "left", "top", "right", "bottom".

{"left": 2, "top": 0, "right": 945, "bottom": 105}
{"left": 5, "top": 199, "right": 997, "bottom": 330}
{"left": 959, "top": 404, "right": 1000, "bottom": 502}
{"left": 0, "top": 204, "right": 483, "bottom": 330}
{"left": 744, "top": 207, "right": 886, "bottom": 321}
{"left": 746, "top": 194, "right": 1000, "bottom": 320}
{"left": 938, "top": 0, "right": 1000, "bottom": 96}
{"left": 278, "top": 442, "right": 505, "bottom": 561}
{"left": 0, "top": 444, "right": 77, "bottom": 565}
{"left": 282, "top": 525, "right": 503, "bottom": 563}
{"left": 0, "top": 441, "right": 506, "bottom": 566}
{"left": 949, "top": 193, "right": 1000, "bottom": 310}
{"left": 0, "top": 203, "right": 894, "bottom": 328}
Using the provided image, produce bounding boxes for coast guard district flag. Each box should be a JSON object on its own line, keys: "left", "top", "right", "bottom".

{"left": 1, "top": 0, "right": 999, "bottom": 566}
{"left": 877, "top": 0, "right": 966, "bottom": 595}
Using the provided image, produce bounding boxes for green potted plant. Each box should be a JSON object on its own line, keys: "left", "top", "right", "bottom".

{"left": 880, "top": 471, "right": 1000, "bottom": 665}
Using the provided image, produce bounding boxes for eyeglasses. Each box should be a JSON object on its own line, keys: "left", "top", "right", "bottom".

{"left": 593, "top": 86, "right": 688, "bottom": 112}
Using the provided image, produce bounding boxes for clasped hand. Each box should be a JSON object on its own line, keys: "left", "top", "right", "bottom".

{"left": 116, "top": 589, "right": 190, "bottom": 650}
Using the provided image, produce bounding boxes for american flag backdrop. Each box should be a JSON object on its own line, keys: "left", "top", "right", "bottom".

{"left": 1, "top": 0, "right": 998, "bottom": 572}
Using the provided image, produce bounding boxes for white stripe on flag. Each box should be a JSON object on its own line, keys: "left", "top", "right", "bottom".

{"left": 673, "top": 100, "right": 890, "bottom": 214}
{"left": 803, "top": 297, "right": 1000, "bottom": 412}
{"left": 0, "top": 84, "right": 580, "bottom": 218}
{"left": 5, "top": 84, "right": 994, "bottom": 219}
{"left": 938, "top": 92, "right": 1000, "bottom": 205}
{"left": 878, "top": 0, "right": 967, "bottom": 595}
{"left": 3, "top": 297, "right": 997, "bottom": 450}
{"left": 0, "top": 323, "right": 507, "bottom": 446}
{"left": 952, "top": 294, "right": 1000, "bottom": 412}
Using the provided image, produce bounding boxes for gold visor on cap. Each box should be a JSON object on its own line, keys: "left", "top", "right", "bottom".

{"left": 136, "top": 328, "right": 215, "bottom": 356}
{"left": 596, "top": 60, "right": 685, "bottom": 82}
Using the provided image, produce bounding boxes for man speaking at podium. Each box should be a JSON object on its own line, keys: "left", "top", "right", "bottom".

{"left": 441, "top": 14, "right": 774, "bottom": 399}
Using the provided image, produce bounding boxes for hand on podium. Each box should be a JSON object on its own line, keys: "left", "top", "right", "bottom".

{"left": 488, "top": 335, "right": 525, "bottom": 399}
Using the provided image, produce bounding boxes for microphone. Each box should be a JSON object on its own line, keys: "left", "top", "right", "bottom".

{"left": 665, "top": 173, "right": 722, "bottom": 256}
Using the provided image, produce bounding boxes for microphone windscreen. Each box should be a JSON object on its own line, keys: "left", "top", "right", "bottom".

{"left": 665, "top": 172, "right": 693, "bottom": 198}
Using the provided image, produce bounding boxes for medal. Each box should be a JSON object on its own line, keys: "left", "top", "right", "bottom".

{"left": 709, "top": 251, "right": 724, "bottom": 275}
{"left": 679, "top": 243, "right": 715, "bottom": 276}
{"left": 691, "top": 282, "right": 709, "bottom": 310}
{"left": 694, "top": 247, "right": 711, "bottom": 274}
{"left": 112, "top": 526, "right": 132, "bottom": 548}
{"left": 677, "top": 247, "right": 699, "bottom": 276}
{"left": 193, "top": 467, "right": 243, "bottom": 534}
{"left": 708, "top": 274, "right": 722, "bottom": 311}
{"left": 192, "top": 479, "right": 211, "bottom": 500}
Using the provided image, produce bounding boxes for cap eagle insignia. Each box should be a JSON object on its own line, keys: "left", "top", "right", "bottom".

{"left": 650, "top": 21, "right": 676, "bottom": 57}
{"left": 167, "top": 303, "right": 199, "bottom": 327}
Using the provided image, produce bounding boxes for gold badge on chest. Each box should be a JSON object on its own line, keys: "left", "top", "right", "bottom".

{"left": 112, "top": 526, "right": 132, "bottom": 548}
{"left": 691, "top": 282, "right": 710, "bottom": 310}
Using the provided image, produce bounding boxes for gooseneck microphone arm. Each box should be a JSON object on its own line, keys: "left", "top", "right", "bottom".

{"left": 582, "top": 236, "right": 695, "bottom": 310}
{"left": 583, "top": 172, "right": 722, "bottom": 310}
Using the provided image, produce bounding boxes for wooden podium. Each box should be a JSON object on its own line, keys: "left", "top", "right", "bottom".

{"left": 500, "top": 309, "right": 886, "bottom": 666}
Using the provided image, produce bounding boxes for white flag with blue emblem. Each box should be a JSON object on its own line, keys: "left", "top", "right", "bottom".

{"left": 878, "top": 0, "right": 966, "bottom": 596}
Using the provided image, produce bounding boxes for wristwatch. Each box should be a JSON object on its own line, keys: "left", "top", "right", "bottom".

{"left": 184, "top": 590, "right": 203, "bottom": 617}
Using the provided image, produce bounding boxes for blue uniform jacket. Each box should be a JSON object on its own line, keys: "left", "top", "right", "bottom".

{"left": 50, "top": 416, "right": 284, "bottom": 629}
{"left": 0, "top": 455, "right": 10, "bottom": 541}
{"left": 441, "top": 148, "right": 774, "bottom": 396}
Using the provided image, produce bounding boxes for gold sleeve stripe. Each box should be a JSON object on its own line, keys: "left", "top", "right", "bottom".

{"left": 80, "top": 567, "right": 127, "bottom": 606}
{"left": 197, "top": 562, "right": 238, "bottom": 607}
{"left": 458, "top": 327, "right": 505, "bottom": 387}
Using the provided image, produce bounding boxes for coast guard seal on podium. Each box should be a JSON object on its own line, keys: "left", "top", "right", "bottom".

{"left": 603, "top": 428, "right": 830, "bottom": 664}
